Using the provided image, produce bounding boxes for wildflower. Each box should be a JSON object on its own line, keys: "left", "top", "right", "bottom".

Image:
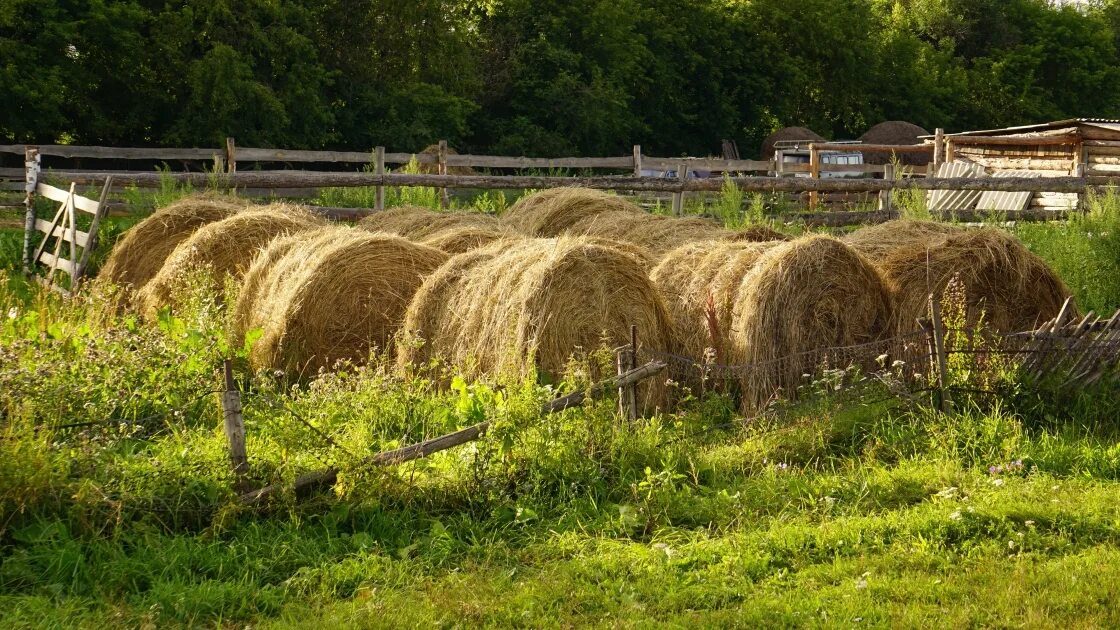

{"left": 892, "top": 360, "right": 905, "bottom": 368}
{"left": 875, "top": 353, "right": 889, "bottom": 367}
{"left": 775, "top": 462, "right": 789, "bottom": 471}
{"left": 1008, "top": 540, "right": 1017, "bottom": 550}
{"left": 949, "top": 511, "right": 962, "bottom": 521}
{"left": 989, "top": 465, "right": 1003, "bottom": 475}
{"left": 1025, "top": 520, "right": 1036, "bottom": 527}
{"left": 992, "top": 478, "right": 1005, "bottom": 487}
{"left": 6, "top": 307, "right": 16, "bottom": 319}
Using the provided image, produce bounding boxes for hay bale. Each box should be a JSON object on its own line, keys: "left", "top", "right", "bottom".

{"left": 760, "top": 126, "right": 825, "bottom": 160}
{"left": 843, "top": 219, "right": 963, "bottom": 264}
{"left": 357, "top": 205, "right": 440, "bottom": 235}
{"left": 724, "top": 225, "right": 790, "bottom": 243}
{"left": 250, "top": 229, "right": 448, "bottom": 374}
{"left": 878, "top": 228, "right": 1071, "bottom": 335}
{"left": 98, "top": 193, "right": 247, "bottom": 291}
{"left": 420, "top": 226, "right": 511, "bottom": 254}
{"left": 732, "top": 236, "right": 894, "bottom": 410}
{"left": 230, "top": 227, "right": 338, "bottom": 347}
{"left": 137, "top": 204, "right": 325, "bottom": 318}
{"left": 398, "top": 237, "right": 675, "bottom": 380}
{"left": 566, "top": 210, "right": 727, "bottom": 257}
{"left": 859, "top": 121, "right": 931, "bottom": 165}
{"left": 417, "top": 143, "right": 474, "bottom": 175}
{"left": 651, "top": 240, "right": 778, "bottom": 362}
{"left": 503, "top": 188, "right": 643, "bottom": 237}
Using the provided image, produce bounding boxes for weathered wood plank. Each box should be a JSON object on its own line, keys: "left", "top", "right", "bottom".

{"left": 35, "top": 218, "right": 90, "bottom": 248}
{"left": 448, "top": 154, "right": 636, "bottom": 169}
{"left": 949, "top": 135, "right": 1080, "bottom": 147}
{"left": 35, "top": 182, "right": 100, "bottom": 214}
{"left": 641, "top": 157, "right": 773, "bottom": 171}
{"left": 812, "top": 142, "right": 933, "bottom": 153}
{"left": 36, "top": 145, "right": 219, "bottom": 160}
{"left": 37, "top": 251, "right": 74, "bottom": 273}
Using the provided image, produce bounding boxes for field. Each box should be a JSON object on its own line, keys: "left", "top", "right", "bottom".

{"left": 3, "top": 185, "right": 1120, "bottom": 627}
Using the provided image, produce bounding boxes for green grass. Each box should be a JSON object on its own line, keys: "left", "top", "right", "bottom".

{"left": 3, "top": 188, "right": 1120, "bottom": 627}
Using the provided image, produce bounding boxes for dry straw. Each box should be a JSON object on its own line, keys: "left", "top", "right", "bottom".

{"left": 99, "top": 193, "right": 247, "bottom": 292}
{"left": 843, "top": 219, "right": 963, "bottom": 264}
{"left": 568, "top": 211, "right": 729, "bottom": 257}
{"left": 503, "top": 188, "right": 643, "bottom": 237}
{"left": 651, "top": 240, "right": 779, "bottom": 362}
{"left": 398, "top": 236, "right": 675, "bottom": 381}
{"left": 878, "top": 228, "right": 1071, "bottom": 335}
{"left": 137, "top": 203, "right": 325, "bottom": 318}
{"left": 420, "top": 226, "right": 511, "bottom": 254}
{"left": 249, "top": 228, "right": 448, "bottom": 374}
{"left": 726, "top": 224, "right": 790, "bottom": 243}
{"left": 357, "top": 205, "right": 441, "bottom": 235}
{"left": 732, "top": 236, "right": 894, "bottom": 410}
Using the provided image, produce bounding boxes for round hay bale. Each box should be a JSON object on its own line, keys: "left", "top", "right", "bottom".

{"left": 760, "top": 126, "right": 825, "bottom": 160}
{"left": 859, "top": 121, "right": 931, "bottom": 165}
{"left": 98, "top": 193, "right": 247, "bottom": 292}
{"left": 878, "top": 228, "right": 1071, "bottom": 335}
{"left": 357, "top": 205, "right": 440, "bottom": 235}
{"left": 137, "top": 204, "right": 325, "bottom": 318}
{"left": 732, "top": 236, "right": 894, "bottom": 410}
{"left": 250, "top": 230, "right": 448, "bottom": 374}
{"left": 400, "top": 212, "right": 500, "bottom": 239}
{"left": 398, "top": 237, "right": 675, "bottom": 381}
{"left": 417, "top": 144, "right": 474, "bottom": 175}
{"left": 566, "top": 210, "right": 726, "bottom": 257}
{"left": 652, "top": 240, "right": 778, "bottom": 362}
{"left": 230, "top": 227, "right": 339, "bottom": 347}
{"left": 724, "top": 225, "right": 791, "bottom": 243}
{"left": 503, "top": 188, "right": 643, "bottom": 237}
{"left": 843, "top": 219, "right": 963, "bottom": 264}
{"left": 420, "top": 226, "right": 511, "bottom": 254}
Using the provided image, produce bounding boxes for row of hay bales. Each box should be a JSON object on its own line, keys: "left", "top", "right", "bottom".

{"left": 99, "top": 189, "right": 1070, "bottom": 410}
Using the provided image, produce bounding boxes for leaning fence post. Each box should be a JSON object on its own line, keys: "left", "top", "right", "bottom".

{"left": 225, "top": 137, "right": 237, "bottom": 174}
{"left": 879, "top": 163, "right": 895, "bottom": 215}
{"left": 438, "top": 140, "right": 450, "bottom": 209}
{"left": 374, "top": 146, "right": 386, "bottom": 211}
{"left": 221, "top": 359, "right": 249, "bottom": 486}
{"left": 672, "top": 161, "right": 688, "bottom": 216}
{"left": 628, "top": 324, "right": 640, "bottom": 418}
{"left": 616, "top": 347, "right": 636, "bottom": 421}
{"left": 926, "top": 294, "right": 954, "bottom": 414}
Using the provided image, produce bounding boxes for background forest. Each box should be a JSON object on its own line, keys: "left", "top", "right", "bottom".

{"left": 3, "top": 0, "right": 1119, "bottom": 157}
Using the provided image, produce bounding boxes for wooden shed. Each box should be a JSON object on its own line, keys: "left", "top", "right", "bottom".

{"left": 922, "top": 118, "right": 1120, "bottom": 213}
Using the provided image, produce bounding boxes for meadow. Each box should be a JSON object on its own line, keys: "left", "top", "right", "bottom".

{"left": 2, "top": 185, "right": 1120, "bottom": 628}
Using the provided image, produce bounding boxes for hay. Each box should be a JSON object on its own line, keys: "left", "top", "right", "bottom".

{"left": 566, "top": 210, "right": 727, "bottom": 257}
{"left": 420, "top": 226, "right": 511, "bottom": 254}
{"left": 503, "top": 188, "right": 643, "bottom": 237}
{"left": 230, "top": 227, "right": 337, "bottom": 346}
{"left": 760, "top": 126, "right": 825, "bottom": 160}
{"left": 249, "top": 229, "right": 448, "bottom": 374}
{"left": 98, "top": 193, "right": 247, "bottom": 291}
{"left": 651, "top": 240, "right": 778, "bottom": 362}
{"left": 724, "top": 225, "right": 790, "bottom": 243}
{"left": 137, "top": 204, "right": 325, "bottom": 318}
{"left": 859, "top": 121, "right": 931, "bottom": 165}
{"left": 842, "top": 219, "right": 964, "bottom": 264}
{"left": 878, "top": 228, "right": 1071, "bottom": 335}
{"left": 398, "top": 236, "right": 675, "bottom": 380}
{"left": 417, "top": 144, "right": 474, "bottom": 175}
{"left": 357, "top": 205, "right": 440, "bottom": 235}
{"left": 732, "top": 236, "right": 894, "bottom": 410}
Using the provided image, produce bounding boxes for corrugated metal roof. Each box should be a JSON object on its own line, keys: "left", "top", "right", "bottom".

{"left": 919, "top": 118, "right": 1120, "bottom": 139}
{"left": 975, "top": 170, "right": 1041, "bottom": 212}
{"left": 927, "top": 162, "right": 984, "bottom": 212}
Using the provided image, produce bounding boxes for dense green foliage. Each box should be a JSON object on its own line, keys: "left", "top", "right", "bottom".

{"left": 5, "top": 0, "right": 1120, "bottom": 156}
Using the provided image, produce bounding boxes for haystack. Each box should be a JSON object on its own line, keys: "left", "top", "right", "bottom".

{"left": 503, "top": 188, "right": 643, "bottom": 237}
{"left": 420, "top": 226, "right": 511, "bottom": 254}
{"left": 417, "top": 144, "right": 474, "bottom": 175}
{"left": 724, "top": 225, "right": 790, "bottom": 243}
{"left": 98, "top": 193, "right": 247, "bottom": 292}
{"left": 357, "top": 206, "right": 440, "bottom": 235}
{"left": 651, "top": 240, "right": 779, "bottom": 362}
{"left": 878, "top": 228, "right": 1071, "bottom": 335}
{"left": 249, "top": 229, "right": 448, "bottom": 374}
{"left": 566, "top": 210, "right": 727, "bottom": 257}
{"left": 732, "top": 236, "right": 894, "bottom": 410}
{"left": 230, "top": 227, "right": 337, "bottom": 346}
{"left": 859, "top": 121, "right": 932, "bottom": 165}
{"left": 137, "top": 204, "right": 325, "bottom": 318}
{"left": 398, "top": 237, "right": 675, "bottom": 381}
{"left": 760, "top": 126, "right": 825, "bottom": 160}
{"left": 843, "top": 219, "right": 963, "bottom": 264}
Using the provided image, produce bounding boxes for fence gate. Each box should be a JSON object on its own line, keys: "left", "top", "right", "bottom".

{"left": 22, "top": 151, "right": 112, "bottom": 293}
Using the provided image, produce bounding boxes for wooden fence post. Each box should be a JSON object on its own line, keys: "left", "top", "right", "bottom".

{"left": 73, "top": 176, "right": 113, "bottom": 288}
{"left": 21, "top": 146, "right": 40, "bottom": 273}
{"left": 632, "top": 145, "right": 642, "bottom": 177}
{"left": 932, "top": 128, "right": 944, "bottom": 175}
{"left": 775, "top": 150, "right": 785, "bottom": 176}
{"left": 927, "top": 294, "right": 954, "bottom": 414}
{"left": 808, "top": 144, "right": 820, "bottom": 209}
{"left": 374, "top": 146, "right": 386, "bottom": 211}
{"left": 945, "top": 138, "right": 955, "bottom": 163}
{"left": 438, "top": 140, "right": 450, "bottom": 209}
{"left": 225, "top": 137, "right": 237, "bottom": 174}
{"left": 672, "top": 161, "right": 688, "bottom": 215}
{"left": 879, "top": 163, "right": 894, "bottom": 214}
{"left": 221, "top": 359, "right": 249, "bottom": 485}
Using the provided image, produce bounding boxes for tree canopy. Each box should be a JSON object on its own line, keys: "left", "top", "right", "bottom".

{"left": 3, "top": 0, "right": 1119, "bottom": 157}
